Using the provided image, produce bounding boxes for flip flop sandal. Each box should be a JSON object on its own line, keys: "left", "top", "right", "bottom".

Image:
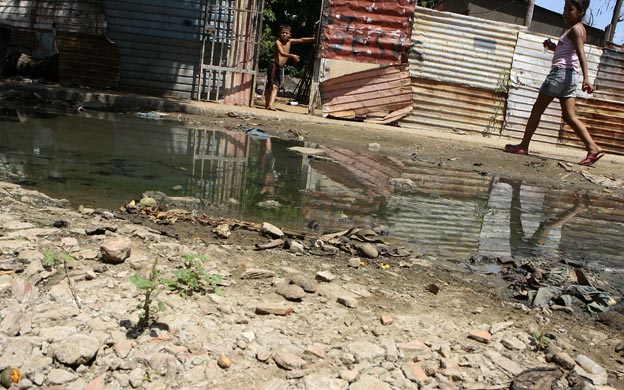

{"left": 579, "top": 152, "right": 606, "bottom": 166}
{"left": 504, "top": 144, "right": 528, "bottom": 155}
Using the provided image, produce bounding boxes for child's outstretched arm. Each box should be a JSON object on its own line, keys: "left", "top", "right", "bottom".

{"left": 289, "top": 37, "right": 315, "bottom": 44}
{"left": 569, "top": 24, "right": 593, "bottom": 93}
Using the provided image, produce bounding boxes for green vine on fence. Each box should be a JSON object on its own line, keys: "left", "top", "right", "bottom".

{"left": 483, "top": 70, "right": 513, "bottom": 137}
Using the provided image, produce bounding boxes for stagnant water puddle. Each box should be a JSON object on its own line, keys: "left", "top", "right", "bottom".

{"left": 1, "top": 107, "right": 623, "bottom": 279}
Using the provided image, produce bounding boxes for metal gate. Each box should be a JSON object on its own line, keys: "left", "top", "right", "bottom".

{"left": 198, "top": 0, "right": 264, "bottom": 106}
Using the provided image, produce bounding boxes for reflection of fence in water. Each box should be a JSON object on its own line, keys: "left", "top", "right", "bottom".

{"left": 300, "top": 146, "right": 404, "bottom": 230}
{"left": 386, "top": 163, "right": 492, "bottom": 258}
{"left": 189, "top": 129, "right": 249, "bottom": 206}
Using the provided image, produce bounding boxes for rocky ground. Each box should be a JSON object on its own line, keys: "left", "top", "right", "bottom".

{"left": 1, "top": 87, "right": 624, "bottom": 389}
{"left": 1, "top": 178, "right": 623, "bottom": 390}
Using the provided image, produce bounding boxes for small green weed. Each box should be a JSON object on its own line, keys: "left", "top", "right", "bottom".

{"left": 42, "top": 248, "right": 80, "bottom": 308}
{"left": 161, "top": 253, "right": 223, "bottom": 298}
{"left": 483, "top": 70, "right": 512, "bottom": 137}
{"left": 531, "top": 330, "right": 554, "bottom": 351}
{"left": 42, "top": 248, "right": 75, "bottom": 267}
{"left": 130, "top": 259, "right": 165, "bottom": 327}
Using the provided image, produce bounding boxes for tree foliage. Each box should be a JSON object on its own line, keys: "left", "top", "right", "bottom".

{"left": 259, "top": 0, "right": 321, "bottom": 76}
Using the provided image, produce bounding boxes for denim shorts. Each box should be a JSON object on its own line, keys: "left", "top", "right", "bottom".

{"left": 539, "top": 67, "right": 579, "bottom": 98}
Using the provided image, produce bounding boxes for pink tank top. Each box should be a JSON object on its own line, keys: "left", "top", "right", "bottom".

{"left": 551, "top": 30, "right": 579, "bottom": 71}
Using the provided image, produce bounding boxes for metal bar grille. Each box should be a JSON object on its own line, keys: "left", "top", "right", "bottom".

{"left": 199, "top": 0, "right": 263, "bottom": 105}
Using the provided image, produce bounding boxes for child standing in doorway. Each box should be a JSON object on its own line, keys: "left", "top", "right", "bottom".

{"left": 504, "top": 0, "right": 605, "bottom": 166}
{"left": 265, "top": 24, "right": 314, "bottom": 111}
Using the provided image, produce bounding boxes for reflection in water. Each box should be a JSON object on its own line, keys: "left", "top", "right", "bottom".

{"left": 481, "top": 178, "right": 624, "bottom": 269}
{"left": 1, "top": 107, "right": 623, "bottom": 272}
{"left": 506, "top": 178, "right": 588, "bottom": 254}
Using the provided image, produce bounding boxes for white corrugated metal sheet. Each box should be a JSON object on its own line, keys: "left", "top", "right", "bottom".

{"left": 593, "top": 44, "right": 624, "bottom": 104}
{"left": 408, "top": 7, "right": 521, "bottom": 90}
{"left": 319, "top": 59, "right": 380, "bottom": 83}
{"left": 504, "top": 31, "right": 602, "bottom": 145}
{"left": 400, "top": 7, "right": 520, "bottom": 135}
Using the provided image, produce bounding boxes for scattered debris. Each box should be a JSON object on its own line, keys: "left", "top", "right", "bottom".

{"left": 135, "top": 111, "right": 169, "bottom": 120}
{"left": 426, "top": 283, "right": 440, "bottom": 295}
{"left": 580, "top": 170, "right": 624, "bottom": 188}
{"left": 245, "top": 127, "right": 269, "bottom": 140}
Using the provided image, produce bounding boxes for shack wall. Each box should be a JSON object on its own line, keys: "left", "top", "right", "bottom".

{"left": 0, "top": 0, "right": 107, "bottom": 35}
{"left": 104, "top": 0, "right": 204, "bottom": 99}
{"left": 401, "top": 7, "right": 520, "bottom": 135}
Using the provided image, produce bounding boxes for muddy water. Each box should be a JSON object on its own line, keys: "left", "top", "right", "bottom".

{"left": 1, "top": 107, "right": 623, "bottom": 273}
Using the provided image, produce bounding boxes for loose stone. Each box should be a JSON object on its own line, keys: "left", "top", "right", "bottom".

{"left": 380, "top": 315, "right": 394, "bottom": 326}
{"left": 468, "top": 330, "right": 491, "bottom": 344}
{"left": 316, "top": 271, "right": 335, "bottom": 282}
{"left": 273, "top": 353, "right": 306, "bottom": 370}
{"left": 255, "top": 304, "right": 293, "bottom": 316}
{"left": 217, "top": 355, "right": 231, "bottom": 369}
{"left": 337, "top": 296, "right": 358, "bottom": 308}
{"left": 276, "top": 283, "right": 306, "bottom": 301}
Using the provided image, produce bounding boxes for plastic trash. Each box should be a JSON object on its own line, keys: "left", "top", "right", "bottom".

{"left": 245, "top": 127, "right": 269, "bottom": 140}
{"left": 135, "top": 111, "right": 163, "bottom": 120}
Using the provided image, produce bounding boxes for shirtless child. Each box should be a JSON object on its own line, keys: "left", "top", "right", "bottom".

{"left": 265, "top": 24, "right": 314, "bottom": 111}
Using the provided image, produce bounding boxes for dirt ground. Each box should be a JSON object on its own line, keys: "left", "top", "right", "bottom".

{"left": 136, "top": 96, "right": 624, "bottom": 386}
{"left": 2, "top": 87, "right": 624, "bottom": 389}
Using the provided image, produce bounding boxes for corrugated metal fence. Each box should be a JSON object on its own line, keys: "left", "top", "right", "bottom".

{"left": 402, "top": 7, "right": 520, "bottom": 135}
{"left": 104, "top": 0, "right": 204, "bottom": 98}
{"left": 104, "top": 0, "right": 262, "bottom": 103}
{"left": 400, "top": 7, "right": 624, "bottom": 155}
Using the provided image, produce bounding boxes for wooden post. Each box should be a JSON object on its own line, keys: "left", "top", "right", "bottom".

{"left": 197, "top": 0, "right": 211, "bottom": 101}
{"left": 308, "top": 0, "right": 325, "bottom": 115}
{"left": 525, "top": 0, "right": 535, "bottom": 28}
{"left": 606, "top": 0, "right": 623, "bottom": 42}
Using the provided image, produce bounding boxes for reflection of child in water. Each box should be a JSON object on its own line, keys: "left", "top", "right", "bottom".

{"left": 505, "top": 178, "right": 588, "bottom": 254}
{"left": 259, "top": 138, "right": 276, "bottom": 195}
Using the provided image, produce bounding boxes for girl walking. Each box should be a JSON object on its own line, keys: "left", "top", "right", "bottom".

{"left": 504, "top": 0, "right": 605, "bottom": 166}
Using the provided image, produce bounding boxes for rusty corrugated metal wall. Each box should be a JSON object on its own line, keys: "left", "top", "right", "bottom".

{"left": 397, "top": 8, "right": 624, "bottom": 155}
{"left": 319, "top": 64, "right": 412, "bottom": 123}
{"left": 318, "top": 0, "right": 415, "bottom": 65}
{"left": 561, "top": 44, "right": 624, "bottom": 154}
{"left": 400, "top": 7, "right": 521, "bottom": 135}
{"left": 505, "top": 31, "right": 603, "bottom": 147}
{"left": 315, "top": 0, "right": 415, "bottom": 121}
{"left": 0, "top": 0, "right": 119, "bottom": 88}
